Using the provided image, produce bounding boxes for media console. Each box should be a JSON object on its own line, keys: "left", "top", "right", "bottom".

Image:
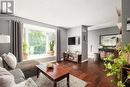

{"left": 63, "top": 52, "right": 82, "bottom": 63}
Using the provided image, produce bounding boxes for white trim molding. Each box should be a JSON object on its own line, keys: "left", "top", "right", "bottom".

{"left": 81, "top": 59, "right": 88, "bottom": 63}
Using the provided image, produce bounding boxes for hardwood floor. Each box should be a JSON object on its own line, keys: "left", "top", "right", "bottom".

{"left": 58, "top": 59, "right": 116, "bottom": 87}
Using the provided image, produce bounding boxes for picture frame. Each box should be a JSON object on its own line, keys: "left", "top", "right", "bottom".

{"left": 127, "top": 18, "right": 130, "bottom": 30}
{"left": 99, "top": 34, "right": 121, "bottom": 47}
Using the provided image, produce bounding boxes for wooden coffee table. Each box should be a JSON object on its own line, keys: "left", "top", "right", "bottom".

{"left": 36, "top": 63, "right": 70, "bottom": 87}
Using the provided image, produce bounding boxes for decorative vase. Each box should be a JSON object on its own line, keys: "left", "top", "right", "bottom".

{"left": 46, "top": 62, "right": 53, "bottom": 69}
{"left": 48, "top": 51, "right": 54, "bottom": 55}
{"left": 22, "top": 53, "right": 28, "bottom": 60}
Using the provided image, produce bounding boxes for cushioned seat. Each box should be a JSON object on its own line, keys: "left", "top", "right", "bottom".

{"left": 16, "top": 78, "right": 38, "bottom": 87}
{"left": 10, "top": 69, "right": 25, "bottom": 84}
{"left": 16, "top": 60, "right": 40, "bottom": 78}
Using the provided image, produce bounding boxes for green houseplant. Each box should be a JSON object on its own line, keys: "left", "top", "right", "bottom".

{"left": 124, "top": 44, "right": 130, "bottom": 64}
{"left": 22, "top": 41, "right": 28, "bottom": 60}
{"left": 49, "top": 40, "right": 54, "bottom": 55}
{"left": 104, "top": 54, "right": 127, "bottom": 87}
{"left": 104, "top": 44, "right": 130, "bottom": 87}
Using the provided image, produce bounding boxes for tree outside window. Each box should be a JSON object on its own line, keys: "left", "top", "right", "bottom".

{"left": 28, "top": 30, "right": 46, "bottom": 55}
{"left": 22, "top": 24, "right": 56, "bottom": 60}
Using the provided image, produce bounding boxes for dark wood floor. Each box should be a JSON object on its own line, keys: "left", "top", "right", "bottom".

{"left": 58, "top": 59, "right": 116, "bottom": 87}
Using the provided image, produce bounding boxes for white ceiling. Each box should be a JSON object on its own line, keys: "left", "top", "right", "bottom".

{"left": 15, "top": 0, "right": 121, "bottom": 28}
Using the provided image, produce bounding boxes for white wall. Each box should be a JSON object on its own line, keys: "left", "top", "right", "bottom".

{"left": 67, "top": 25, "right": 88, "bottom": 61}
{"left": 88, "top": 27, "right": 119, "bottom": 58}
{"left": 67, "top": 26, "right": 82, "bottom": 53}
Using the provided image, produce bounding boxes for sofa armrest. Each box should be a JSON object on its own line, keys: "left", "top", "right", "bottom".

{"left": 10, "top": 69, "right": 25, "bottom": 84}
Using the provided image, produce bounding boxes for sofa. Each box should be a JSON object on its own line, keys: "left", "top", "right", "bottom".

{"left": 2, "top": 57, "right": 40, "bottom": 78}
{"left": 0, "top": 67, "right": 38, "bottom": 87}
{"left": 0, "top": 57, "right": 38, "bottom": 87}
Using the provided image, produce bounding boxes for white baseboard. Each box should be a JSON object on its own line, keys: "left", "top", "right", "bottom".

{"left": 60, "top": 58, "right": 64, "bottom": 61}
{"left": 60, "top": 58, "right": 88, "bottom": 63}
{"left": 81, "top": 59, "right": 88, "bottom": 63}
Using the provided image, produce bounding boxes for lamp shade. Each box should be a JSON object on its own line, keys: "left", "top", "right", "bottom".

{"left": 0, "top": 34, "right": 10, "bottom": 43}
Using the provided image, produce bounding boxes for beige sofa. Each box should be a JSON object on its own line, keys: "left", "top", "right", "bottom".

{"left": 0, "top": 57, "right": 38, "bottom": 87}
{"left": 0, "top": 68, "right": 38, "bottom": 87}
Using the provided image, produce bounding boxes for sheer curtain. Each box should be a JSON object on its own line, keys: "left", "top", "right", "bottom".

{"left": 10, "top": 20, "right": 23, "bottom": 62}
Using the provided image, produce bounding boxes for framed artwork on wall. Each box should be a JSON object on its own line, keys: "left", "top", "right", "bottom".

{"left": 77, "top": 37, "right": 80, "bottom": 45}
{"left": 99, "top": 34, "right": 122, "bottom": 47}
{"left": 127, "top": 18, "right": 130, "bottom": 30}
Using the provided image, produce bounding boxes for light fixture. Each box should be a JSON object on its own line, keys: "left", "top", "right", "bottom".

{"left": 0, "top": 34, "right": 10, "bottom": 43}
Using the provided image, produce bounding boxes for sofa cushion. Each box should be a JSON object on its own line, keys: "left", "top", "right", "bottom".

{"left": 10, "top": 69, "right": 25, "bottom": 84}
{"left": 0, "top": 67, "right": 16, "bottom": 87}
{"left": 2, "top": 53, "right": 17, "bottom": 69}
{"left": 16, "top": 60, "right": 40, "bottom": 78}
{"left": 16, "top": 78, "right": 38, "bottom": 87}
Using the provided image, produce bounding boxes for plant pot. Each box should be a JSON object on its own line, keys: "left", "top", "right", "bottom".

{"left": 22, "top": 53, "right": 28, "bottom": 60}
{"left": 48, "top": 51, "right": 54, "bottom": 55}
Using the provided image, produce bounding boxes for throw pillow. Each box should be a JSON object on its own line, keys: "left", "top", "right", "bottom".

{"left": 3, "top": 52, "right": 17, "bottom": 69}
{"left": 0, "top": 67, "right": 16, "bottom": 87}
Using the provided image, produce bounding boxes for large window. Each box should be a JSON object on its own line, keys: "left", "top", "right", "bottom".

{"left": 22, "top": 24, "right": 56, "bottom": 60}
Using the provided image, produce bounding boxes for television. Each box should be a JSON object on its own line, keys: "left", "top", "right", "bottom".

{"left": 68, "top": 37, "right": 76, "bottom": 45}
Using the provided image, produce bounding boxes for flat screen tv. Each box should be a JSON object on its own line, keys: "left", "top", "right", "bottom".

{"left": 68, "top": 37, "right": 76, "bottom": 45}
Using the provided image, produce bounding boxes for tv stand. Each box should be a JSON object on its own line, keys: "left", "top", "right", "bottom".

{"left": 63, "top": 52, "right": 82, "bottom": 63}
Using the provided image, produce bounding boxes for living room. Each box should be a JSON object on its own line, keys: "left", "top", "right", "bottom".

{"left": 0, "top": 0, "right": 130, "bottom": 87}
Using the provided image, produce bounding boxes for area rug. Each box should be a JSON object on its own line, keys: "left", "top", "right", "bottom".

{"left": 32, "top": 73, "right": 87, "bottom": 87}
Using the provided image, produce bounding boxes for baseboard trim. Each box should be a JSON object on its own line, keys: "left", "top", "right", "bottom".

{"left": 82, "top": 59, "right": 88, "bottom": 63}
{"left": 61, "top": 58, "right": 64, "bottom": 61}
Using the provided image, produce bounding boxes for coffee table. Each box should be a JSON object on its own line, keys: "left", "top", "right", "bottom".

{"left": 36, "top": 63, "right": 70, "bottom": 87}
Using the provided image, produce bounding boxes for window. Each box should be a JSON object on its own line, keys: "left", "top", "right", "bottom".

{"left": 22, "top": 24, "right": 56, "bottom": 60}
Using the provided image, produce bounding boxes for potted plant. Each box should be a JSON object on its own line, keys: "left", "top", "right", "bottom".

{"left": 103, "top": 44, "right": 130, "bottom": 87}
{"left": 49, "top": 40, "right": 55, "bottom": 55}
{"left": 22, "top": 41, "right": 28, "bottom": 60}
{"left": 124, "top": 44, "right": 130, "bottom": 64}
{"left": 104, "top": 54, "right": 127, "bottom": 87}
